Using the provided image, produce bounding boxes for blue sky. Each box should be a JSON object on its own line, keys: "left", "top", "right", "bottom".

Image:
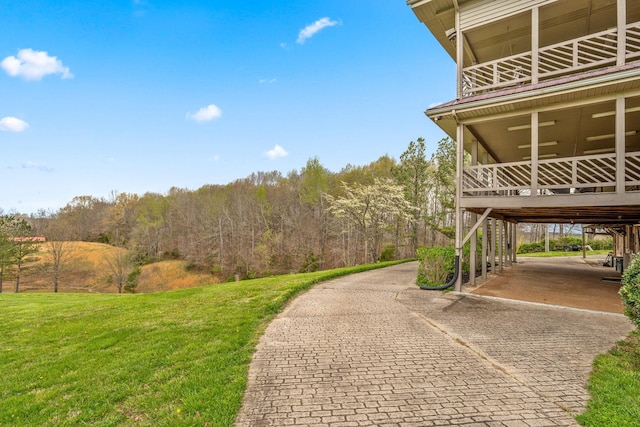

{"left": 0, "top": 0, "right": 453, "bottom": 214}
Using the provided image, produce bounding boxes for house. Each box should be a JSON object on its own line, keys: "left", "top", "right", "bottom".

{"left": 8, "top": 236, "right": 46, "bottom": 243}
{"left": 408, "top": 0, "right": 640, "bottom": 290}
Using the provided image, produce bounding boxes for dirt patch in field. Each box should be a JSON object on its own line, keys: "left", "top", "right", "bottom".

{"left": 469, "top": 255, "right": 625, "bottom": 314}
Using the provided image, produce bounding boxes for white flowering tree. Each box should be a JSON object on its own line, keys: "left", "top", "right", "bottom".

{"left": 325, "top": 178, "right": 415, "bottom": 264}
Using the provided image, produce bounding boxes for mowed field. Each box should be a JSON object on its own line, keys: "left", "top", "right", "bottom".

{"left": 15, "top": 242, "right": 215, "bottom": 294}
{"left": 0, "top": 259, "right": 406, "bottom": 426}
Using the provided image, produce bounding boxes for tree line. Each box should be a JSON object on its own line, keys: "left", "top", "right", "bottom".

{"left": 1, "top": 138, "right": 457, "bottom": 290}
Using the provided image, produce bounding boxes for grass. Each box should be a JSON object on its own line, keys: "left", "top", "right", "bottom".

{"left": 577, "top": 329, "right": 640, "bottom": 426}
{"left": 0, "top": 260, "right": 408, "bottom": 426}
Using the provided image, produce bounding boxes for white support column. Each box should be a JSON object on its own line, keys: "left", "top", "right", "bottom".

{"left": 482, "top": 217, "right": 488, "bottom": 279}
{"left": 455, "top": 8, "right": 463, "bottom": 99}
{"left": 469, "top": 140, "right": 478, "bottom": 285}
{"left": 490, "top": 218, "right": 497, "bottom": 274}
{"left": 455, "top": 123, "right": 464, "bottom": 292}
{"left": 531, "top": 112, "right": 539, "bottom": 196}
{"left": 545, "top": 224, "right": 550, "bottom": 252}
{"left": 618, "top": 0, "right": 627, "bottom": 66}
{"left": 532, "top": 7, "right": 539, "bottom": 84}
{"left": 616, "top": 96, "right": 625, "bottom": 194}
{"left": 512, "top": 223, "right": 518, "bottom": 264}
{"left": 506, "top": 222, "right": 512, "bottom": 266}
{"left": 498, "top": 220, "right": 503, "bottom": 273}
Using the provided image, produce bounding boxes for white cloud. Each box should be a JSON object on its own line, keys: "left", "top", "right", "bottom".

{"left": 259, "top": 78, "right": 277, "bottom": 84}
{"left": 0, "top": 116, "right": 29, "bottom": 132}
{"left": 1, "top": 49, "right": 73, "bottom": 80}
{"left": 297, "top": 17, "right": 339, "bottom": 44}
{"left": 187, "top": 104, "right": 222, "bottom": 122}
{"left": 264, "top": 145, "right": 288, "bottom": 160}
{"left": 22, "top": 161, "right": 53, "bottom": 172}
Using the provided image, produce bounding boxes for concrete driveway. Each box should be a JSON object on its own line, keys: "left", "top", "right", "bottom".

{"left": 236, "top": 262, "right": 633, "bottom": 426}
{"left": 471, "top": 255, "right": 625, "bottom": 314}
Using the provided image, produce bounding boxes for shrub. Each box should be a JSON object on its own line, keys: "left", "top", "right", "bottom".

{"left": 299, "top": 251, "right": 319, "bottom": 273}
{"left": 416, "top": 246, "right": 455, "bottom": 287}
{"left": 378, "top": 245, "right": 396, "bottom": 262}
{"left": 124, "top": 265, "right": 141, "bottom": 293}
{"left": 620, "top": 254, "right": 640, "bottom": 328}
{"left": 518, "top": 241, "right": 545, "bottom": 254}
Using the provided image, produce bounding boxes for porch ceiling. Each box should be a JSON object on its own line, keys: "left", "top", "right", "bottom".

{"left": 468, "top": 93, "right": 640, "bottom": 163}
{"left": 467, "top": 204, "right": 640, "bottom": 225}
{"left": 428, "top": 66, "right": 640, "bottom": 163}
{"left": 409, "top": 0, "right": 640, "bottom": 67}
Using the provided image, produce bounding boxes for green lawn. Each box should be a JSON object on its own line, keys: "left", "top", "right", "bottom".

{"left": 577, "top": 329, "right": 640, "bottom": 426}
{"left": 0, "top": 261, "right": 406, "bottom": 426}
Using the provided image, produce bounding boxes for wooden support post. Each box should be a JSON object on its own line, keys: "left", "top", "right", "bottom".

{"left": 531, "top": 112, "right": 539, "bottom": 196}
{"left": 618, "top": 0, "right": 626, "bottom": 66}
{"left": 482, "top": 217, "right": 488, "bottom": 279}
{"left": 506, "top": 222, "right": 512, "bottom": 266}
{"left": 532, "top": 7, "right": 539, "bottom": 84}
{"left": 512, "top": 222, "right": 518, "bottom": 264}
{"left": 469, "top": 140, "right": 479, "bottom": 285}
{"left": 455, "top": 123, "right": 464, "bottom": 292}
{"left": 498, "top": 220, "right": 503, "bottom": 273}
{"left": 490, "top": 218, "right": 497, "bottom": 274}
{"left": 616, "top": 96, "right": 625, "bottom": 194}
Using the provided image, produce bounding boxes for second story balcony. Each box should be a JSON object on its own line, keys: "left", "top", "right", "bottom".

{"left": 463, "top": 21, "right": 640, "bottom": 97}
{"left": 406, "top": 0, "right": 640, "bottom": 98}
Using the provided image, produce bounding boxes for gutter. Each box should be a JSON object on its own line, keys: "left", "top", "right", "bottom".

{"left": 426, "top": 64, "right": 640, "bottom": 119}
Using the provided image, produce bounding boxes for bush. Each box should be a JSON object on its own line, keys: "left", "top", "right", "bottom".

{"left": 518, "top": 241, "right": 545, "bottom": 254}
{"left": 620, "top": 254, "right": 640, "bottom": 328}
{"left": 299, "top": 251, "right": 319, "bottom": 273}
{"left": 516, "top": 236, "right": 613, "bottom": 254}
{"left": 378, "top": 245, "right": 396, "bottom": 262}
{"left": 416, "top": 246, "right": 455, "bottom": 287}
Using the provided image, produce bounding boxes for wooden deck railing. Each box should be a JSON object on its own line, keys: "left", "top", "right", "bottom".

{"left": 462, "top": 151, "right": 640, "bottom": 197}
{"left": 461, "top": 22, "right": 640, "bottom": 97}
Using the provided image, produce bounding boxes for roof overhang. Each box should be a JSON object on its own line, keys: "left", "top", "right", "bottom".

{"left": 407, "top": 0, "right": 460, "bottom": 60}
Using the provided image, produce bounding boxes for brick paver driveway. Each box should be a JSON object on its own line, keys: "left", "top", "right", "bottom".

{"left": 236, "top": 262, "right": 633, "bottom": 426}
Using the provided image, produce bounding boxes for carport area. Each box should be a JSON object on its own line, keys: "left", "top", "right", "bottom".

{"left": 467, "top": 254, "right": 625, "bottom": 314}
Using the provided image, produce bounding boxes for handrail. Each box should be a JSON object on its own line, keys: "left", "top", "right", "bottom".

{"left": 461, "top": 23, "right": 640, "bottom": 97}
{"left": 462, "top": 152, "right": 640, "bottom": 197}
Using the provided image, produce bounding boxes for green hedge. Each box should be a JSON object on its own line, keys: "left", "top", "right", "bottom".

{"left": 620, "top": 254, "right": 640, "bottom": 328}
{"left": 517, "top": 236, "right": 613, "bottom": 254}
{"left": 416, "top": 245, "right": 471, "bottom": 287}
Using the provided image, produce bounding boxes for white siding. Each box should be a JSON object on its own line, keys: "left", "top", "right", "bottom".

{"left": 460, "top": 0, "right": 556, "bottom": 31}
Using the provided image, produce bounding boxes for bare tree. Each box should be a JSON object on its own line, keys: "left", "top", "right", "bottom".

{"left": 103, "top": 248, "right": 135, "bottom": 293}
{"left": 47, "top": 240, "right": 73, "bottom": 293}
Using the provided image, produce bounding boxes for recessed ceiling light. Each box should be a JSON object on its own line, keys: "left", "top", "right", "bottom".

{"left": 517, "top": 141, "right": 558, "bottom": 149}
{"left": 585, "top": 130, "right": 636, "bottom": 141}
{"left": 583, "top": 147, "right": 616, "bottom": 154}
{"left": 507, "top": 120, "right": 556, "bottom": 131}
{"left": 591, "top": 106, "right": 640, "bottom": 118}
